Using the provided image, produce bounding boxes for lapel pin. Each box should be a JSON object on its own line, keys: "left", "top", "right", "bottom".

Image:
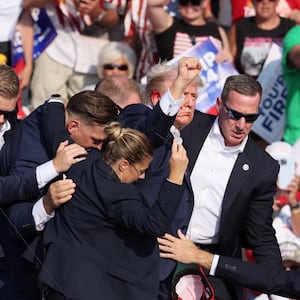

{"left": 242, "top": 164, "right": 249, "bottom": 171}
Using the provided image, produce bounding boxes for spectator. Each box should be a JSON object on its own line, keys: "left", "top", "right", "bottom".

{"left": 229, "top": 0, "right": 295, "bottom": 79}
{"left": 282, "top": 25, "right": 300, "bottom": 145}
{"left": 147, "top": 0, "right": 232, "bottom": 63}
{"left": 30, "top": 0, "right": 119, "bottom": 108}
{"left": 97, "top": 41, "right": 137, "bottom": 79}
{"left": 0, "top": 1, "right": 33, "bottom": 83}
{"left": 266, "top": 141, "right": 300, "bottom": 263}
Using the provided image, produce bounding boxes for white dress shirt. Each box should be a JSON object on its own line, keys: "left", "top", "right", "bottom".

{"left": 186, "top": 119, "right": 247, "bottom": 244}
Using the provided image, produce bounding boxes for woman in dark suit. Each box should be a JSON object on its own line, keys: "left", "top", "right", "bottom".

{"left": 39, "top": 122, "right": 188, "bottom": 300}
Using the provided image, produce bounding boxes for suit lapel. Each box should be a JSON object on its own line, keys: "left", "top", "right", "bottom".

{"left": 220, "top": 152, "right": 251, "bottom": 220}
{"left": 219, "top": 139, "right": 255, "bottom": 228}
{"left": 182, "top": 111, "right": 215, "bottom": 173}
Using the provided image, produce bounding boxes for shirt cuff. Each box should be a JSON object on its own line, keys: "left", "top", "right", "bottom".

{"left": 48, "top": 95, "right": 64, "bottom": 104}
{"left": 32, "top": 198, "right": 55, "bottom": 231}
{"left": 159, "top": 89, "right": 184, "bottom": 116}
{"left": 36, "top": 160, "right": 59, "bottom": 189}
{"left": 209, "top": 254, "right": 220, "bottom": 276}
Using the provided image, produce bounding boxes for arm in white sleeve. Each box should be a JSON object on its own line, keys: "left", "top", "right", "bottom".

{"left": 36, "top": 160, "right": 59, "bottom": 189}
{"left": 159, "top": 89, "right": 184, "bottom": 116}
{"left": 32, "top": 197, "right": 55, "bottom": 231}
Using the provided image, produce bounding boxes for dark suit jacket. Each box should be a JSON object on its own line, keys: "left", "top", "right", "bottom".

{"left": 0, "top": 110, "right": 39, "bottom": 206}
{"left": 0, "top": 102, "right": 175, "bottom": 296}
{"left": 133, "top": 141, "right": 194, "bottom": 281}
{"left": 39, "top": 150, "right": 185, "bottom": 300}
{"left": 0, "top": 172, "right": 38, "bottom": 206}
{"left": 216, "top": 256, "right": 300, "bottom": 299}
{"left": 0, "top": 104, "right": 63, "bottom": 299}
{"left": 181, "top": 111, "right": 282, "bottom": 299}
{"left": 119, "top": 105, "right": 194, "bottom": 281}
{"left": 0, "top": 104, "right": 62, "bottom": 234}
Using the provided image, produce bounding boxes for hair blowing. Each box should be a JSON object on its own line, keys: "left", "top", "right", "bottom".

{"left": 221, "top": 74, "right": 263, "bottom": 103}
{"left": 0, "top": 64, "right": 19, "bottom": 99}
{"left": 66, "top": 90, "right": 120, "bottom": 125}
{"left": 102, "top": 122, "right": 153, "bottom": 165}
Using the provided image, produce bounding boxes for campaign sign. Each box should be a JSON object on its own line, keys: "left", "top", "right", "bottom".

{"left": 167, "top": 37, "right": 238, "bottom": 113}
{"left": 252, "top": 42, "right": 286, "bottom": 144}
{"left": 12, "top": 8, "right": 57, "bottom": 67}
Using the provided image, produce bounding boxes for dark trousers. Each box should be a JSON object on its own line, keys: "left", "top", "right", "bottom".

{"left": 158, "top": 272, "right": 173, "bottom": 300}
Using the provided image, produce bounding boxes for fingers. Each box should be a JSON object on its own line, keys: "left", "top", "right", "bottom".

{"left": 53, "top": 143, "right": 88, "bottom": 173}
{"left": 171, "top": 139, "right": 186, "bottom": 156}
{"left": 49, "top": 179, "right": 76, "bottom": 205}
{"left": 171, "top": 139, "right": 178, "bottom": 153}
{"left": 215, "top": 50, "right": 233, "bottom": 64}
{"left": 177, "top": 229, "right": 188, "bottom": 240}
{"left": 43, "top": 179, "right": 76, "bottom": 214}
{"left": 180, "top": 57, "right": 202, "bottom": 71}
{"left": 56, "top": 140, "right": 70, "bottom": 153}
{"left": 157, "top": 236, "right": 176, "bottom": 259}
{"left": 67, "top": 143, "right": 88, "bottom": 159}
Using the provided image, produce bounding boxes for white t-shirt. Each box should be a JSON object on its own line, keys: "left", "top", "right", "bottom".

{"left": 0, "top": 0, "right": 23, "bottom": 41}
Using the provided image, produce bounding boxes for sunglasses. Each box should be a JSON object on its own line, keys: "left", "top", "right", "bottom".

{"left": 178, "top": 0, "right": 202, "bottom": 6}
{"left": 103, "top": 64, "right": 128, "bottom": 71}
{"left": 223, "top": 103, "right": 259, "bottom": 123}
{"left": 0, "top": 109, "right": 16, "bottom": 119}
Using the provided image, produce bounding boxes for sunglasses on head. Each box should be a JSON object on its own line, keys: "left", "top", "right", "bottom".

{"left": 178, "top": 0, "right": 202, "bottom": 6}
{"left": 223, "top": 102, "right": 259, "bottom": 123}
{"left": 103, "top": 63, "right": 128, "bottom": 71}
{"left": 0, "top": 109, "right": 15, "bottom": 119}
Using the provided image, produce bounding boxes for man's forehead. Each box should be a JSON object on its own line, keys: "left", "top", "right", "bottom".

{"left": 0, "top": 96, "right": 17, "bottom": 111}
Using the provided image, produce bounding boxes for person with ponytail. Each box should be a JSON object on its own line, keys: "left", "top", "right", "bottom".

{"left": 38, "top": 121, "right": 189, "bottom": 300}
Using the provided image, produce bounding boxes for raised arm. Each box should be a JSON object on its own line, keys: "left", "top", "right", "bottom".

{"left": 119, "top": 57, "right": 202, "bottom": 147}
{"left": 17, "top": 8, "right": 34, "bottom": 89}
{"left": 147, "top": 0, "right": 173, "bottom": 34}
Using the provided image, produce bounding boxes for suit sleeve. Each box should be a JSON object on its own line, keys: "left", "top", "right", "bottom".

{"left": 41, "top": 100, "right": 72, "bottom": 158}
{"left": 216, "top": 256, "right": 300, "bottom": 299}
{"left": 6, "top": 202, "right": 37, "bottom": 241}
{"left": 241, "top": 161, "right": 283, "bottom": 268}
{"left": 119, "top": 102, "right": 176, "bottom": 149}
{"left": 0, "top": 170, "right": 39, "bottom": 206}
{"left": 102, "top": 179, "right": 185, "bottom": 236}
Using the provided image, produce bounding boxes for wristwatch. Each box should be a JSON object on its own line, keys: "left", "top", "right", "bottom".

{"left": 290, "top": 203, "right": 300, "bottom": 212}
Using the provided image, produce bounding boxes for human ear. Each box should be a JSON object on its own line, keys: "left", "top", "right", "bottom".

{"left": 119, "top": 159, "right": 129, "bottom": 172}
{"left": 66, "top": 120, "right": 79, "bottom": 135}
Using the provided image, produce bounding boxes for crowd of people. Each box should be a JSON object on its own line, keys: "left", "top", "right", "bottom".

{"left": 1, "top": 1, "right": 300, "bottom": 300}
